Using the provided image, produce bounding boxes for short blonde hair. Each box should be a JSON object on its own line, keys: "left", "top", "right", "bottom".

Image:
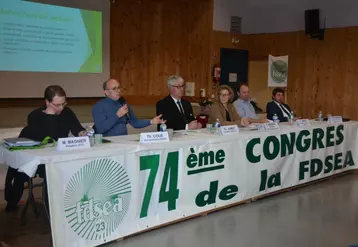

{"left": 217, "top": 85, "right": 234, "bottom": 102}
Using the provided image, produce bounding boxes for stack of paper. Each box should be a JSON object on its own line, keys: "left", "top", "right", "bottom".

{"left": 3, "top": 138, "right": 41, "bottom": 147}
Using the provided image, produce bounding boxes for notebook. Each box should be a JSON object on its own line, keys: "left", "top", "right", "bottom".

{"left": 3, "top": 138, "right": 41, "bottom": 147}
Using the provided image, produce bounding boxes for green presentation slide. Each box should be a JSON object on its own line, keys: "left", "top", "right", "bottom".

{"left": 0, "top": 0, "right": 102, "bottom": 73}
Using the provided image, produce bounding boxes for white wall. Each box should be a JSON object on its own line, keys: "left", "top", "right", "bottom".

{"left": 214, "top": 0, "right": 358, "bottom": 33}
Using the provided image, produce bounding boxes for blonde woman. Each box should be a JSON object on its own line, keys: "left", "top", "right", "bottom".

{"left": 209, "top": 85, "right": 250, "bottom": 126}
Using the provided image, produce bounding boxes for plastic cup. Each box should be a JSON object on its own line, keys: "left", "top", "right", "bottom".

{"left": 95, "top": 134, "right": 103, "bottom": 144}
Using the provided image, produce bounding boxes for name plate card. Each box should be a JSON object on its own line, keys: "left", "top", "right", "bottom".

{"left": 57, "top": 136, "right": 91, "bottom": 151}
{"left": 296, "top": 119, "right": 311, "bottom": 128}
{"left": 328, "top": 116, "right": 343, "bottom": 124}
{"left": 264, "top": 122, "right": 280, "bottom": 131}
{"left": 140, "top": 132, "right": 170, "bottom": 144}
{"left": 220, "top": 125, "right": 239, "bottom": 135}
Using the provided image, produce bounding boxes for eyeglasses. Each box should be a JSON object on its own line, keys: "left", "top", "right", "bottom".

{"left": 106, "top": 87, "right": 121, "bottom": 91}
{"left": 219, "top": 93, "right": 231, "bottom": 97}
{"left": 171, "top": 85, "right": 185, "bottom": 89}
{"left": 51, "top": 102, "right": 67, "bottom": 108}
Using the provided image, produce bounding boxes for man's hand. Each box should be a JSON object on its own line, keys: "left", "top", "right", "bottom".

{"left": 116, "top": 104, "right": 128, "bottom": 118}
{"left": 151, "top": 114, "right": 166, "bottom": 125}
{"left": 241, "top": 117, "right": 250, "bottom": 127}
{"left": 188, "top": 120, "right": 202, "bottom": 130}
{"left": 78, "top": 130, "right": 88, "bottom": 136}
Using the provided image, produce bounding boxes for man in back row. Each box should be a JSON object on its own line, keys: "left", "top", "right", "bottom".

{"left": 233, "top": 84, "right": 268, "bottom": 123}
{"left": 156, "top": 75, "right": 202, "bottom": 130}
{"left": 92, "top": 79, "right": 164, "bottom": 136}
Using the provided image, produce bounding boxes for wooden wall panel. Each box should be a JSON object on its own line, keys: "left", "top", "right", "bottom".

{"left": 0, "top": 0, "right": 213, "bottom": 107}
{"left": 3, "top": 0, "right": 358, "bottom": 123}
{"left": 110, "top": 0, "right": 213, "bottom": 100}
{"left": 213, "top": 27, "right": 358, "bottom": 120}
{"left": 247, "top": 60, "right": 271, "bottom": 110}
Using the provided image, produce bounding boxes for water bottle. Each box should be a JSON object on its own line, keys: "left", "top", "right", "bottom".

{"left": 86, "top": 126, "right": 95, "bottom": 146}
{"left": 273, "top": 114, "right": 279, "bottom": 123}
{"left": 288, "top": 111, "right": 294, "bottom": 125}
{"left": 214, "top": 118, "right": 221, "bottom": 134}
{"left": 214, "top": 118, "right": 221, "bottom": 128}
{"left": 318, "top": 111, "right": 323, "bottom": 122}
{"left": 86, "top": 126, "right": 95, "bottom": 137}
{"left": 160, "top": 123, "right": 167, "bottom": 132}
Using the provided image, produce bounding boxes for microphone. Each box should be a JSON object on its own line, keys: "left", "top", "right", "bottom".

{"left": 118, "top": 97, "right": 130, "bottom": 119}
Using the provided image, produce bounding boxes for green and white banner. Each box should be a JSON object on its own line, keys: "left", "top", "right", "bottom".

{"left": 268, "top": 55, "right": 288, "bottom": 87}
{"left": 46, "top": 123, "right": 358, "bottom": 247}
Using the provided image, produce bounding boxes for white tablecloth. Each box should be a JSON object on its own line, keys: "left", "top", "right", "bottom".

{"left": 1, "top": 122, "right": 353, "bottom": 177}
{"left": 0, "top": 122, "right": 157, "bottom": 189}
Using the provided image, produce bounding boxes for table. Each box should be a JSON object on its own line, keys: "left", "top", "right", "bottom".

{"left": 1, "top": 122, "right": 358, "bottom": 247}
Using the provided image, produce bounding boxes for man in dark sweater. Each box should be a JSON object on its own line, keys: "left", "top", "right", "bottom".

{"left": 5, "top": 85, "right": 86, "bottom": 212}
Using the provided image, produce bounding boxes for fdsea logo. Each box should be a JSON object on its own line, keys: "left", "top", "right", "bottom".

{"left": 271, "top": 59, "right": 288, "bottom": 84}
{"left": 64, "top": 158, "right": 131, "bottom": 240}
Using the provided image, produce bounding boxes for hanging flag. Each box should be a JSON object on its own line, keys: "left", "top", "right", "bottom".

{"left": 268, "top": 55, "right": 288, "bottom": 87}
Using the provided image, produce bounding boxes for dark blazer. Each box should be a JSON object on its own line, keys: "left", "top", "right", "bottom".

{"left": 266, "top": 101, "right": 292, "bottom": 122}
{"left": 156, "top": 95, "right": 195, "bottom": 130}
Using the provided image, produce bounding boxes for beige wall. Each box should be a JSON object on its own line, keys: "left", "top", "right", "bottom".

{"left": 248, "top": 60, "right": 272, "bottom": 112}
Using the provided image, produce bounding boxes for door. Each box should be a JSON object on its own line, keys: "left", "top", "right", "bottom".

{"left": 220, "top": 48, "right": 249, "bottom": 101}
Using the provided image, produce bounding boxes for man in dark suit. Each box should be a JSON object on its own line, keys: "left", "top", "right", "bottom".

{"left": 266, "top": 88, "right": 295, "bottom": 122}
{"left": 156, "top": 75, "right": 202, "bottom": 130}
